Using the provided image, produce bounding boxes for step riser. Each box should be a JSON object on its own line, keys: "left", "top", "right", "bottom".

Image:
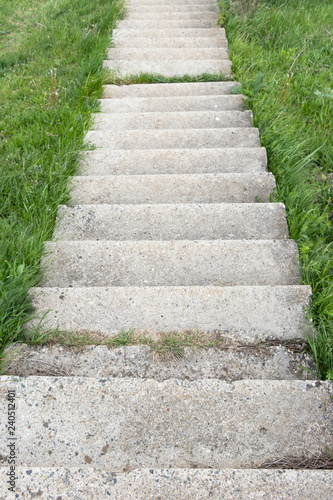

{"left": 102, "top": 82, "right": 238, "bottom": 98}
{"left": 42, "top": 240, "right": 300, "bottom": 287}
{"left": 100, "top": 95, "right": 246, "bottom": 113}
{"left": 125, "top": 12, "right": 218, "bottom": 21}
{"left": 112, "top": 28, "right": 226, "bottom": 38}
{"left": 104, "top": 59, "right": 232, "bottom": 77}
{"left": 29, "top": 286, "right": 311, "bottom": 339}
{"left": 92, "top": 111, "right": 253, "bottom": 130}
{"left": 4, "top": 344, "right": 316, "bottom": 381}
{"left": 125, "top": 0, "right": 219, "bottom": 4}
{"left": 55, "top": 204, "right": 289, "bottom": 241}
{"left": 70, "top": 173, "right": 275, "bottom": 204}
{"left": 80, "top": 148, "right": 267, "bottom": 175}
{"left": 117, "top": 20, "right": 220, "bottom": 28}
{"left": 85, "top": 129, "right": 260, "bottom": 149}
{"left": 106, "top": 48, "right": 230, "bottom": 60}
{"left": 109, "top": 37, "right": 228, "bottom": 49}
{"left": 128, "top": 5, "right": 218, "bottom": 12}
{"left": 1, "top": 377, "right": 330, "bottom": 468}
{"left": 2, "top": 468, "right": 331, "bottom": 499}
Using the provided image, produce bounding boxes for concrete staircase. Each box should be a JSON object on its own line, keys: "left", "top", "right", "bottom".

{"left": 1, "top": 0, "right": 332, "bottom": 497}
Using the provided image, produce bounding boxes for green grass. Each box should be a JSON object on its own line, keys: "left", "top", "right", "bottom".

{"left": 220, "top": 0, "right": 333, "bottom": 379}
{"left": 0, "top": 0, "right": 124, "bottom": 357}
{"left": 105, "top": 70, "right": 232, "bottom": 85}
{"left": 17, "top": 328, "right": 222, "bottom": 361}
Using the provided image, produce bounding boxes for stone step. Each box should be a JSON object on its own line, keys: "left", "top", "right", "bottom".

{"left": 104, "top": 59, "right": 232, "bottom": 77}
{"left": 85, "top": 128, "right": 260, "bottom": 149}
{"left": 100, "top": 95, "right": 245, "bottom": 113}
{"left": 91, "top": 110, "right": 253, "bottom": 130}
{"left": 69, "top": 173, "right": 275, "bottom": 204}
{"left": 125, "top": 11, "right": 218, "bottom": 21}
{"left": 109, "top": 36, "right": 228, "bottom": 49}
{"left": 116, "top": 19, "right": 219, "bottom": 29}
{"left": 80, "top": 148, "right": 267, "bottom": 175}
{"left": 54, "top": 203, "right": 289, "bottom": 241}
{"left": 2, "top": 468, "right": 331, "bottom": 499}
{"left": 29, "top": 285, "right": 311, "bottom": 339}
{"left": 4, "top": 342, "right": 316, "bottom": 381}
{"left": 102, "top": 81, "right": 238, "bottom": 98}
{"left": 128, "top": 4, "right": 218, "bottom": 12}
{"left": 42, "top": 240, "right": 300, "bottom": 288}
{"left": 0, "top": 377, "right": 331, "bottom": 469}
{"left": 106, "top": 47, "right": 230, "bottom": 60}
{"left": 126, "top": 0, "right": 218, "bottom": 4}
{"left": 112, "top": 28, "right": 225, "bottom": 38}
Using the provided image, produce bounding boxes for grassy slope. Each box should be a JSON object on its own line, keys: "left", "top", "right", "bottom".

{"left": 0, "top": 0, "right": 124, "bottom": 356}
{"left": 222, "top": 0, "right": 333, "bottom": 378}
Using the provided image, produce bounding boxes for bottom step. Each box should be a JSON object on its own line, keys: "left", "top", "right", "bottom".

{"left": 0, "top": 377, "right": 332, "bottom": 469}
{"left": 1, "top": 468, "right": 332, "bottom": 499}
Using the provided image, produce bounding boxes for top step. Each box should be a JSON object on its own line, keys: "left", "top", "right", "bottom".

{"left": 102, "top": 82, "right": 239, "bottom": 98}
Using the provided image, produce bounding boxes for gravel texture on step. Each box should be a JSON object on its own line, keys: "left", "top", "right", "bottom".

{"left": 112, "top": 28, "right": 226, "bottom": 38}
{"left": 29, "top": 285, "right": 311, "bottom": 339}
{"left": 109, "top": 36, "right": 228, "bottom": 49}
{"left": 102, "top": 82, "right": 238, "bottom": 98}
{"left": 69, "top": 173, "right": 275, "bottom": 204}
{"left": 115, "top": 20, "right": 219, "bottom": 29}
{"left": 106, "top": 47, "right": 230, "bottom": 60}
{"left": 3, "top": 343, "right": 316, "bottom": 381}
{"left": 100, "top": 94, "right": 245, "bottom": 113}
{"left": 91, "top": 110, "right": 253, "bottom": 130}
{"left": 85, "top": 128, "right": 260, "bottom": 149}
{"left": 126, "top": 0, "right": 219, "bottom": 4}
{"left": 41, "top": 240, "right": 301, "bottom": 287}
{"left": 128, "top": 3, "right": 218, "bottom": 11}
{"left": 54, "top": 203, "right": 289, "bottom": 241}
{"left": 2, "top": 468, "right": 332, "bottom": 500}
{"left": 0, "top": 377, "right": 331, "bottom": 468}
{"left": 79, "top": 148, "right": 267, "bottom": 175}
{"left": 104, "top": 59, "right": 232, "bottom": 78}
{"left": 125, "top": 12, "right": 218, "bottom": 21}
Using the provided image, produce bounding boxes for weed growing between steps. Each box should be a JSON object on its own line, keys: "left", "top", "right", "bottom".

{"left": 21, "top": 329, "right": 222, "bottom": 361}
{"left": 220, "top": 0, "right": 333, "bottom": 379}
{"left": 0, "top": 0, "right": 124, "bottom": 357}
{"left": 105, "top": 71, "right": 233, "bottom": 86}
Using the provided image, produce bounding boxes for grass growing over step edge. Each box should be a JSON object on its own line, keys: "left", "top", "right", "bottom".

{"left": 220, "top": 0, "right": 333, "bottom": 379}
{"left": 0, "top": 0, "right": 125, "bottom": 358}
{"left": 105, "top": 70, "right": 232, "bottom": 86}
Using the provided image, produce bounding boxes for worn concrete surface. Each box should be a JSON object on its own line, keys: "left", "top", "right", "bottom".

{"left": 79, "top": 147, "right": 267, "bottom": 175}
{"left": 102, "top": 81, "right": 237, "bottom": 98}
{"left": 54, "top": 203, "right": 289, "bottom": 241}
{"left": 85, "top": 128, "right": 259, "bottom": 149}
{"left": 91, "top": 110, "right": 253, "bottom": 130}
{"left": 124, "top": 12, "right": 218, "bottom": 21}
{"left": 3, "top": 344, "right": 316, "bottom": 381}
{"left": 109, "top": 36, "right": 228, "bottom": 49}
{"left": 41, "top": 240, "right": 301, "bottom": 287}
{"left": 100, "top": 94, "right": 246, "bottom": 112}
{"left": 112, "top": 27, "right": 226, "bottom": 38}
{"left": 28, "top": 285, "right": 311, "bottom": 338}
{"left": 106, "top": 47, "right": 230, "bottom": 60}
{"left": 0, "top": 378, "right": 331, "bottom": 469}
{"left": 1, "top": 468, "right": 332, "bottom": 500}
{"left": 70, "top": 173, "right": 275, "bottom": 204}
